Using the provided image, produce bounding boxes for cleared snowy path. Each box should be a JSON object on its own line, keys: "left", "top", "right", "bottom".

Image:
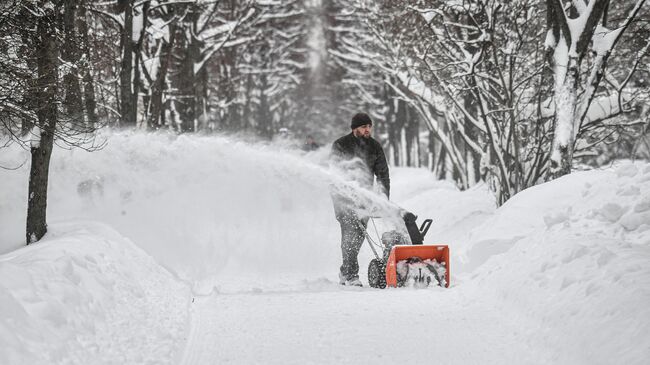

{"left": 180, "top": 281, "right": 552, "bottom": 365}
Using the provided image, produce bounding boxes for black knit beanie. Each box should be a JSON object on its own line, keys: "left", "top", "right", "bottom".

{"left": 351, "top": 113, "right": 373, "bottom": 129}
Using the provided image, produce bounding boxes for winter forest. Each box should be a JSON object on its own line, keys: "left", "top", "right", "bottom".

{"left": 3, "top": 0, "right": 650, "bottom": 226}
{"left": 1, "top": 0, "right": 650, "bottom": 364}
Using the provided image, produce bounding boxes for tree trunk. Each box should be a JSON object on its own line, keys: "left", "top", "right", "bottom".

{"left": 194, "top": 61, "right": 208, "bottom": 131}
{"left": 131, "top": 2, "right": 148, "bottom": 127}
{"left": 548, "top": 61, "right": 579, "bottom": 178}
{"left": 62, "top": 0, "right": 84, "bottom": 125}
{"left": 545, "top": 0, "right": 609, "bottom": 179}
{"left": 405, "top": 105, "right": 420, "bottom": 167}
{"left": 177, "top": 53, "right": 196, "bottom": 132}
{"left": 18, "top": 9, "right": 39, "bottom": 136}
{"left": 383, "top": 85, "right": 397, "bottom": 165}
{"left": 242, "top": 73, "right": 253, "bottom": 131}
{"left": 147, "top": 24, "right": 176, "bottom": 130}
{"left": 26, "top": 1, "right": 59, "bottom": 244}
{"left": 258, "top": 73, "right": 273, "bottom": 139}
{"left": 227, "top": 48, "right": 240, "bottom": 131}
{"left": 427, "top": 131, "right": 435, "bottom": 171}
{"left": 174, "top": 19, "right": 197, "bottom": 133}
{"left": 394, "top": 99, "right": 408, "bottom": 166}
{"left": 77, "top": 1, "right": 98, "bottom": 127}
{"left": 463, "top": 94, "right": 481, "bottom": 184}
{"left": 118, "top": 0, "right": 135, "bottom": 126}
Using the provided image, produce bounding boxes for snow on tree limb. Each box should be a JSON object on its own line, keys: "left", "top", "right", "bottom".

{"left": 194, "top": 7, "right": 258, "bottom": 75}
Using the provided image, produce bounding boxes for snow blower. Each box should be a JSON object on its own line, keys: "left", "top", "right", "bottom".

{"left": 364, "top": 213, "right": 450, "bottom": 289}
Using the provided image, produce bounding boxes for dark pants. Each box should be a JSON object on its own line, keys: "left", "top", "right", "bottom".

{"left": 337, "top": 212, "right": 369, "bottom": 281}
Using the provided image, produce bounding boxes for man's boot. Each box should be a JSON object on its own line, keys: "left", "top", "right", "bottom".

{"left": 339, "top": 272, "right": 362, "bottom": 287}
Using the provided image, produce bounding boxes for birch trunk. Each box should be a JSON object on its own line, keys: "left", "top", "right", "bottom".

{"left": 545, "top": 0, "right": 609, "bottom": 178}
{"left": 549, "top": 57, "right": 579, "bottom": 178}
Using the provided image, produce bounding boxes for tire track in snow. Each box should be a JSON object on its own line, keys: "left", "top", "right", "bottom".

{"left": 179, "top": 297, "right": 205, "bottom": 365}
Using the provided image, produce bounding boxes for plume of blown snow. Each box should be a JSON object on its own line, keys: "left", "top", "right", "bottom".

{"left": 0, "top": 130, "right": 406, "bottom": 292}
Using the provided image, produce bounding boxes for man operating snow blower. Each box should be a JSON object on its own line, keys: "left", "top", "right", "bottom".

{"left": 330, "top": 112, "right": 390, "bottom": 287}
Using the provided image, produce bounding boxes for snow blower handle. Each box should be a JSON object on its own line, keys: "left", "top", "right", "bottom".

{"left": 403, "top": 212, "right": 422, "bottom": 245}
{"left": 419, "top": 219, "right": 432, "bottom": 239}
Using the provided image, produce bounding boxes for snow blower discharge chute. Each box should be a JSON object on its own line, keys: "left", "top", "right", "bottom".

{"left": 363, "top": 214, "right": 450, "bottom": 289}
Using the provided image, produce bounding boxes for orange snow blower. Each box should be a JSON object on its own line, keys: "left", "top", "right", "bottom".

{"left": 365, "top": 214, "right": 450, "bottom": 289}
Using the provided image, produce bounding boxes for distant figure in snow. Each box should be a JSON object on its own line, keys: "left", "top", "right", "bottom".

{"left": 302, "top": 135, "right": 320, "bottom": 152}
{"left": 330, "top": 112, "right": 390, "bottom": 286}
{"left": 77, "top": 177, "right": 104, "bottom": 207}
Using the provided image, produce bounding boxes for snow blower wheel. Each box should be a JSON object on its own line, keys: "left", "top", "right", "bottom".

{"left": 368, "top": 259, "right": 386, "bottom": 289}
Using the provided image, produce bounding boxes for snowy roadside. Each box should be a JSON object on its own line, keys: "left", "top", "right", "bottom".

{"left": 0, "top": 222, "right": 190, "bottom": 365}
{"left": 459, "top": 162, "right": 650, "bottom": 364}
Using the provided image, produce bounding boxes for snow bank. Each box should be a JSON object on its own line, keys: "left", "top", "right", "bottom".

{"left": 462, "top": 162, "right": 650, "bottom": 364}
{"left": 0, "top": 222, "right": 189, "bottom": 364}
{"left": 384, "top": 162, "right": 649, "bottom": 363}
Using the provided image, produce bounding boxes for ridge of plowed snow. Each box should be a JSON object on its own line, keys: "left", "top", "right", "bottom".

{"left": 0, "top": 222, "right": 189, "bottom": 364}
{"left": 461, "top": 163, "right": 650, "bottom": 364}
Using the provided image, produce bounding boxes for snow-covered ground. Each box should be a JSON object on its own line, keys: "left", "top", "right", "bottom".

{"left": 0, "top": 222, "right": 189, "bottom": 364}
{"left": 1, "top": 131, "right": 649, "bottom": 364}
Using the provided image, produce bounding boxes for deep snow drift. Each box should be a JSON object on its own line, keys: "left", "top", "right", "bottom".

{"left": 0, "top": 222, "right": 189, "bottom": 364}
{"left": 464, "top": 163, "right": 650, "bottom": 364}
{"left": 1, "top": 131, "right": 649, "bottom": 364}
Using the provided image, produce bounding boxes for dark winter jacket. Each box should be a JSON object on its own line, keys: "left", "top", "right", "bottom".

{"left": 330, "top": 132, "right": 390, "bottom": 217}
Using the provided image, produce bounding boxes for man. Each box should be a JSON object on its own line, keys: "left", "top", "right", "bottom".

{"left": 302, "top": 135, "right": 320, "bottom": 151}
{"left": 330, "top": 112, "right": 390, "bottom": 286}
